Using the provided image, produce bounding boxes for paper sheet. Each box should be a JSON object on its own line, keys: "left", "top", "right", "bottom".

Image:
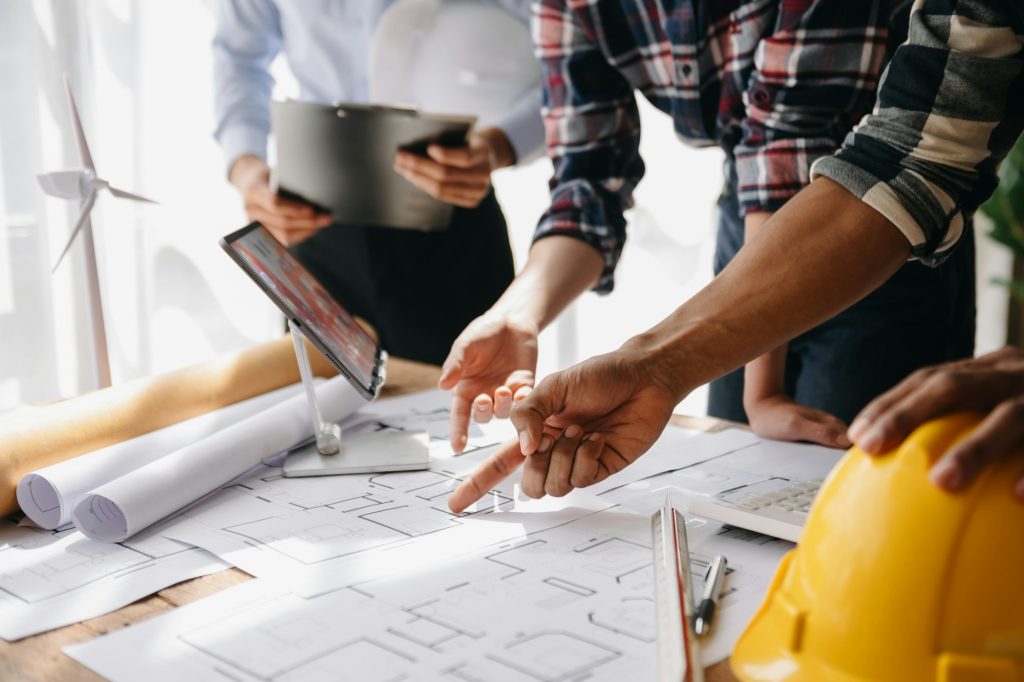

{"left": 584, "top": 428, "right": 758, "bottom": 496}
{"left": 0, "top": 519, "right": 227, "bottom": 640}
{"left": 72, "top": 375, "right": 365, "bottom": 543}
{"left": 156, "top": 396, "right": 766, "bottom": 598}
{"left": 357, "top": 388, "right": 518, "bottom": 455}
{"left": 17, "top": 383, "right": 304, "bottom": 529}
{"left": 159, "top": 444, "right": 611, "bottom": 598}
{"left": 597, "top": 438, "right": 844, "bottom": 518}
{"left": 65, "top": 506, "right": 789, "bottom": 681}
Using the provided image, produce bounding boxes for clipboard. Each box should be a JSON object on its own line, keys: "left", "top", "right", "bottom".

{"left": 272, "top": 100, "right": 476, "bottom": 232}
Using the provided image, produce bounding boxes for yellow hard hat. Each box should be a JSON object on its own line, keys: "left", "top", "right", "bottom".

{"left": 731, "top": 413, "right": 1024, "bottom": 682}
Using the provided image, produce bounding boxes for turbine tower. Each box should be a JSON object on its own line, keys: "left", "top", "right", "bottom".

{"left": 37, "top": 76, "right": 156, "bottom": 389}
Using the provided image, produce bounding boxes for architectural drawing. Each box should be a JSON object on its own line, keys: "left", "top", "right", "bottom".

{"left": 67, "top": 504, "right": 790, "bottom": 681}
{"left": 157, "top": 393, "right": 757, "bottom": 600}
{"left": 0, "top": 519, "right": 225, "bottom": 640}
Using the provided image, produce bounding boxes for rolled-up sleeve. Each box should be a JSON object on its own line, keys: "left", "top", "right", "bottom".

{"left": 531, "top": 0, "right": 645, "bottom": 293}
{"left": 735, "top": 0, "right": 892, "bottom": 215}
{"left": 812, "top": 0, "right": 1024, "bottom": 265}
{"left": 212, "top": 0, "right": 283, "bottom": 176}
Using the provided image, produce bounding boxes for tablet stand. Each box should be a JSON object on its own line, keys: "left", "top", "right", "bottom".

{"left": 282, "top": 320, "right": 430, "bottom": 478}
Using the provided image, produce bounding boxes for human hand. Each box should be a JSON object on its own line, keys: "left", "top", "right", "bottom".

{"left": 745, "top": 394, "right": 852, "bottom": 449}
{"left": 229, "top": 155, "right": 331, "bottom": 244}
{"left": 848, "top": 346, "right": 1024, "bottom": 500}
{"left": 392, "top": 128, "right": 515, "bottom": 209}
{"left": 439, "top": 314, "right": 539, "bottom": 454}
{"left": 447, "top": 346, "right": 681, "bottom": 512}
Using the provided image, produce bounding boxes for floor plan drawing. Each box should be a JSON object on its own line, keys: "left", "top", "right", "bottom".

{"left": 156, "top": 393, "right": 758, "bottom": 599}
{"left": 67, "top": 504, "right": 790, "bottom": 681}
{"left": 0, "top": 519, "right": 226, "bottom": 640}
{"left": 158, "top": 433, "right": 616, "bottom": 596}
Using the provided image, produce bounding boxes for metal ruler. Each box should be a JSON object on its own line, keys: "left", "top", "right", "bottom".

{"left": 651, "top": 503, "right": 704, "bottom": 682}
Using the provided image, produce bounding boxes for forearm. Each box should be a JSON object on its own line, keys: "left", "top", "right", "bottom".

{"left": 740, "top": 211, "right": 787, "bottom": 404}
{"left": 489, "top": 236, "right": 604, "bottom": 331}
{"left": 632, "top": 178, "right": 910, "bottom": 401}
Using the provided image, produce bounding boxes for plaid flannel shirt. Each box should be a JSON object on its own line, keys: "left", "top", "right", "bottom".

{"left": 533, "top": 0, "right": 901, "bottom": 292}
{"left": 813, "top": 0, "right": 1024, "bottom": 265}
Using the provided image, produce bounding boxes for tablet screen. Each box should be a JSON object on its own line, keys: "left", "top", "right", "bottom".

{"left": 222, "top": 224, "right": 380, "bottom": 393}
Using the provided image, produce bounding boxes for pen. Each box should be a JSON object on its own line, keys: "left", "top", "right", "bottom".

{"left": 694, "top": 554, "right": 727, "bottom": 637}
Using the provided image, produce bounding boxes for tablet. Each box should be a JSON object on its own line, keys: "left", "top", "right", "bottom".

{"left": 220, "top": 222, "right": 386, "bottom": 401}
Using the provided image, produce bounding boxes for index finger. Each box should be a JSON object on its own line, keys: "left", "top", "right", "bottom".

{"left": 265, "top": 193, "right": 319, "bottom": 218}
{"left": 448, "top": 440, "right": 525, "bottom": 513}
{"left": 449, "top": 394, "right": 472, "bottom": 454}
{"left": 426, "top": 144, "right": 479, "bottom": 168}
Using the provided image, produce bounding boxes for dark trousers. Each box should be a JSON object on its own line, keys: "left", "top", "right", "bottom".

{"left": 291, "top": 191, "right": 514, "bottom": 366}
{"left": 706, "top": 161, "right": 976, "bottom": 425}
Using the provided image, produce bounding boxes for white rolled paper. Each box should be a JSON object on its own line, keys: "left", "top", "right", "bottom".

{"left": 72, "top": 375, "right": 365, "bottom": 542}
{"left": 17, "top": 383, "right": 304, "bottom": 530}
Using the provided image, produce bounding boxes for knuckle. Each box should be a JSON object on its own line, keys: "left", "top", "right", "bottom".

{"left": 995, "top": 345, "right": 1022, "bottom": 361}
{"left": 949, "top": 445, "right": 984, "bottom": 469}
{"left": 879, "top": 410, "right": 914, "bottom": 436}
{"left": 995, "top": 398, "right": 1024, "bottom": 421}
{"left": 923, "top": 371, "right": 967, "bottom": 401}
{"left": 907, "top": 366, "right": 936, "bottom": 383}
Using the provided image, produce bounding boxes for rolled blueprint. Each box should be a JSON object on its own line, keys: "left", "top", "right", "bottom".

{"left": 17, "top": 383, "right": 305, "bottom": 530}
{"left": 73, "top": 375, "right": 365, "bottom": 543}
{"left": 0, "top": 334, "right": 338, "bottom": 516}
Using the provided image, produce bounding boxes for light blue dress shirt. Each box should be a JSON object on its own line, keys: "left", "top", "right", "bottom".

{"left": 213, "top": 0, "right": 543, "bottom": 174}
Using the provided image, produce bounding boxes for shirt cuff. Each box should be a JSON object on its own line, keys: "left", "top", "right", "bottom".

{"left": 811, "top": 155, "right": 964, "bottom": 265}
{"left": 733, "top": 138, "right": 837, "bottom": 215}
{"left": 533, "top": 180, "right": 623, "bottom": 294}
{"left": 216, "top": 122, "right": 269, "bottom": 179}
{"left": 490, "top": 87, "right": 545, "bottom": 165}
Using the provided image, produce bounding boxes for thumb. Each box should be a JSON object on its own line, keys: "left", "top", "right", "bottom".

{"left": 511, "top": 374, "right": 563, "bottom": 455}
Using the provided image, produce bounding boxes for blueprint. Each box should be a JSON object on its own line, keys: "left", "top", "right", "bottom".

{"left": 66, "top": 505, "right": 790, "bottom": 681}
{"left": 598, "top": 437, "right": 844, "bottom": 517}
{"left": 0, "top": 519, "right": 227, "bottom": 640}
{"left": 159, "top": 449, "right": 612, "bottom": 598}
{"left": 355, "top": 389, "right": 520, "bottom": 454}
{"left": 155, "top": 391, "right": 747, "bottom": 597}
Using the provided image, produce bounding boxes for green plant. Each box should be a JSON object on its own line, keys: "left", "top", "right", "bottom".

{"left": 981, "top": 136, "right": 1024, "bottom": 300}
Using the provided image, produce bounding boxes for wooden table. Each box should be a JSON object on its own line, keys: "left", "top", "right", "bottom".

{"left": 0, "top": 357, "right": 738, "bottom": 682}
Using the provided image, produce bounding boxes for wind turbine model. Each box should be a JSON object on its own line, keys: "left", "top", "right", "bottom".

{"left": 37, "top": 75, "right": 156, "bottom": 389}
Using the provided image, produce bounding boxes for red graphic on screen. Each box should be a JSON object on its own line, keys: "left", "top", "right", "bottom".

{"left": 232, "top": 227, "right": 378, "bottom": 388}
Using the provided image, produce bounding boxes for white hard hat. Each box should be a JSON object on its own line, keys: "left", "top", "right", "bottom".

{"left": 369, "top": 0, "right": 540, "bottom": 127}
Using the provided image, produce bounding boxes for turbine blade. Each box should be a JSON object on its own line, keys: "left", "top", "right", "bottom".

{"left": 107, "top": 185, "right": 158, "bottom": 204}
{"left": 38, "top": 170, "right": 86, "bottom": 200}
{"left": 63, "top": 74, "right": 95, "bottom": 172}
{"left": 52, "top": 191, "right": 97, "bottom": 273}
